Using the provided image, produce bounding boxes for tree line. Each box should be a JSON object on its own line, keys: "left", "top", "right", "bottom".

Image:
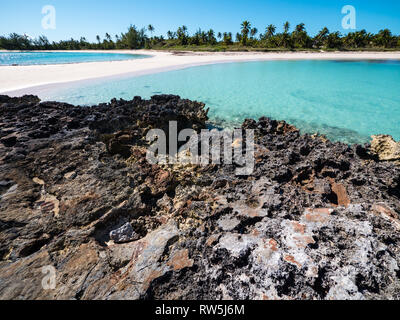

{"left": 1, "top": 22, "right": 399, "bottom": 51}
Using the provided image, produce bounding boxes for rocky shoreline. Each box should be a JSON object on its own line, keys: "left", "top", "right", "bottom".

{"left": 0, "top": 94, "right": 399, "bottom": 300}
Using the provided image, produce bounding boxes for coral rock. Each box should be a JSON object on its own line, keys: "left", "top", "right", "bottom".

{"left": 371, "top": 135, "right": 400, "bottom": 162}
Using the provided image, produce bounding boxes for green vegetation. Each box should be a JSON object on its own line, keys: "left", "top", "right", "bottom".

{"left": 1, "top": 22, "right": 399, "bottom": 51}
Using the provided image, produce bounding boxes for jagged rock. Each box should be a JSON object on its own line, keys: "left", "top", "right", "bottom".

{"left": 86, "top": 220, "right": 180, "bottom": 300}
{"left": 330, "top": 182, "right": 351, "bottom": 207}
{"left": 109, "top": 223, "right": 138, "bottom": 244}
{"left": 371, "top": 135, "right": 400, "bottom": 162}
{"left": 0, "top": 94, "right": 400, "bottom": 300}
{"left": 217, "top": 215, "right": 241, "bottom": 231}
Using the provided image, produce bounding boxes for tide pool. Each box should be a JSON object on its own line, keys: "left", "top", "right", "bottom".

{"left": 43, "top": 60, "right": 400, "bottom": 144}
{"left": 0, "top": 51, "right": 148, "bottom": 65}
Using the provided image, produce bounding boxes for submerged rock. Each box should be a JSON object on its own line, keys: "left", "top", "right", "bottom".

{"left": 0, "top": 94, "right": 399, "bottom": 300}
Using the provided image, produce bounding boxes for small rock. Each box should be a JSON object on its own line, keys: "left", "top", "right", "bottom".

{"left": 313, "top": 179, "right": 331, "bottom": 194}
{"left": 33, "top": 177, "right": 45, "bottom": 185}
{"left": 64, "top": 171, "right": 77, "bottom": 180}
{"left": 167, "top": 249, "right": 194, "bottom": 271}
{"left": 0, "top": 180, "right": 13, "bottom": 190}
{"left": 331, "top": 182, "right": 351, "bottom": 207}
{"left": 109, "top": 223, "right": 138, "bottom": 244}
{"left": 303, "top": 208, "right": 333, "bottom": 223}
{"left": 217, "top": 215, "right": 241, "bottom": 231}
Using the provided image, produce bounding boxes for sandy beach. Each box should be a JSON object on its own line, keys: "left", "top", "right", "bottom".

{"left": 1, "top": 50, "right": 400, "bottom": 94}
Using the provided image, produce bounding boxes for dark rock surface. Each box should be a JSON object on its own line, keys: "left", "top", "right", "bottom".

{"left": 0, "top": 94, "right": 399, "bottom": 300}
{"left": 109, "top": 223, "right": 138, "bottom": 244}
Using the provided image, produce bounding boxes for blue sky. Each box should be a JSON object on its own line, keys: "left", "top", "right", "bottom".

{"left": 1, "top": 0, "right": 399, "bottom": 42}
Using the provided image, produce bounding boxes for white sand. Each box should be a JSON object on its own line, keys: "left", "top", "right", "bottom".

{"left": 1, "top": 50, "right": 400, "bottom": 94}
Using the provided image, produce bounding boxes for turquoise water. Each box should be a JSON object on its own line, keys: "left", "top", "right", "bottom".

{"left": 44, "top": 60, "right": 400, "bottom": 144}
{"left": 0, "top": 52, "right": 148, "bottom": 65}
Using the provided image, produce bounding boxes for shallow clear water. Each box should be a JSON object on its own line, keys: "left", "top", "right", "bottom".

{"left": 44, "top": 60, "right": 400, "bottom": 144}
{"left": 0, "top": 51, "right": 148, "bottom": 65}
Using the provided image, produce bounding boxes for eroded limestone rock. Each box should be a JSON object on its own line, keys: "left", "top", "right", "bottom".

{"left": 109, "top": 223, "right": 138, "bottom": 244}
{"left": 371, "top": 134, "right": 400, "bottom": 162}
{"left": 0, "top": 95, "right": 399, "bottom": 300}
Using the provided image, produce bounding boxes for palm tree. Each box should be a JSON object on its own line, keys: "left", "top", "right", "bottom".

{"left": 167, "top": 31, "right": 174, "bottom": 40}
{"left": 105, "top": 33, "right": 112, "bottom": 42}
{"left": 223, "top": 32, "right": 233, "bottom": 45}
{"left": 266, "top": 24, "right": 276, "bottom": 38}
{"left": 375, "top": 29, "right": 394, "bottom": 48}
{"left": 326, "top": 31, "right": 342, "bottom": 48}
{"left": 177, "top": 26, "right": 188, "bottom": 45}
{"left": 148, "top": 24, "right": 155, "bottom": 38}
{"left": 293, "top": 24, "right": 310, "bottom": 48}
{"left": 96, "top": 35, "right": 101, "bottom": 44}
{"left": 217, "top": 32, "right": 222, "bottom": 40}
{"left": 241, "top": 20, "right": 251, "bottom": 45}
{"left": 250, "top": 28, "right": 258, "bottom": 39}
{"left": 284, "top": 21, "right": 290, "bottom": 34}
{"left": 241, "top": 21, "right": 251, "bottom": 35}
{"left": 281, "top": 22, "right": 292, "bottom": 48}
{"left": 344, "top": 29, "right": 370, "bottom": 48}
{"left": 314, "top": 27, "right": 329, "bottom": 48}
{"left": 317, "top": 27, "right": 329, "bottom": 39}
{"left": 196, "top": 29, "right": 206, "bottom": 43}
{"left": 295, "top": 23, "right": 305, "bottom": 33}
{"left": 207, "top": 29, "right": 216, "bottom": 44}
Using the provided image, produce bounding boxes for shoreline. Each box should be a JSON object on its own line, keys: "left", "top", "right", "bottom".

{"left": 1, "top": 50, "right": 400, "bottom": 95}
